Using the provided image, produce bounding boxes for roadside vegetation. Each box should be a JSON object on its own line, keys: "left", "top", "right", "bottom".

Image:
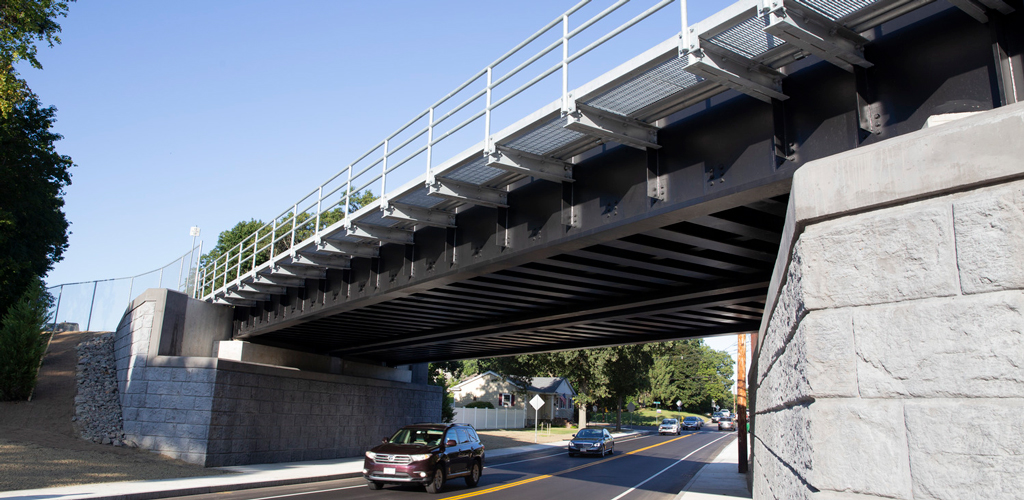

{"left": 438, "top": 339, "right": 735, "bottom": 431}
{"left": 0, "top": 1, "right": 74, "bottom": 401}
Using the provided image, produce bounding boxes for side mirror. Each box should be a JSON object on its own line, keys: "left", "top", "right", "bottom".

{"left": 382, "top": 437, "right": 389, "bottom": 443}
{"left": 446, "top": 439, "right": 458, "bottom": 447}
{"left": 571, "top": 433, "right": 576, "bottom": 437}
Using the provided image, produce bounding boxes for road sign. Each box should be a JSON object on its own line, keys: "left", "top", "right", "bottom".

{"left": 627, "top": 402, "right": 636, "bottom": 412}
{"left": 530, "top": 394, "right": 545, "bottom": 410}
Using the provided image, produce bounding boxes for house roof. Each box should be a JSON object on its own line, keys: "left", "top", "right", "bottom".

{"left": 450, "top": 371, "right": 576, "bottom": 396}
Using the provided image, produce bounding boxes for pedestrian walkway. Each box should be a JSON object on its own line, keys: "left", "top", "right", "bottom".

{"left": 0, "top": 429, "right": 750, "bottom": 500}
{"left": 674, "top": 436, "right": 751, "bottom": 499}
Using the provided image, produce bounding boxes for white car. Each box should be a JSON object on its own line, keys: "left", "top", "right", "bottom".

{"left": 658, "top": 418, "right": 680, "bottom": 435}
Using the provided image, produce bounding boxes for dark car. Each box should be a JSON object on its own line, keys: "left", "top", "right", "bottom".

{"left": 718, "top": 417, "right": 736, "bottom": 431}
{"left": 568, "top": 428, "right": 615, "bottom": 457}
{"left": 363, "top": 423, "right": 485, "bottom": 493}
{"left": 681, "top": 416, "right": 703, "bottom": 431}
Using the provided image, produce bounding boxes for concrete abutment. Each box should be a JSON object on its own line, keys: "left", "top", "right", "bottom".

{"left": 115, "top": 288, "right": 440, "bottom": 466}
{"left": 752, "top": 103, "right": 1024, "bottom": 499}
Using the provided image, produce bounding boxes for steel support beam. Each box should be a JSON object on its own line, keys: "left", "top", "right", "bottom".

{"left": 486, "top": 146, "right": 574, "bottom": 183}
{"left": 564, "top": 103, "right": 661, "bottom": 150}
{"left": 427, "top": 178, "right": 509, "bottom": 208}
{"left": 224, "top": 289, "right": 271, "bottom": 302}
{"left": 346, "top": 223, "right": 415, "bottom": 245}
{"left": 381, "top": 201, "right": 457, "bottom": 228}
{"left": 765, "top": 7, "right": 872, "bottom": 73}
{"left": 237, "top": 282, "right": 288, "bottom": 295}
{"left": 260, "top": 265, "right": 326, "bottom": 280}
{"left": 253, "top": 274, "right": 306, "bottom": 288}
{"left": 213, "top": 297, "right": 257, "bottom": 307}
{"left": 287, "top": 252, "right": 351, "bottom": 269}
{"left": 317, "top": 238, "right": 380, "bottom": 259}
{"left": 684, "top": 41, "right": 788, "bottom": 103}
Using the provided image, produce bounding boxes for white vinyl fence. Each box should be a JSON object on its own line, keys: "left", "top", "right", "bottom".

{"left": 453, "top": 407, "right": 526, "bottom": 430}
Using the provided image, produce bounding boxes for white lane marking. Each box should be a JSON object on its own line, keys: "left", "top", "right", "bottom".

{"left": 607, "top": 434, "right": 731, "bottom": 500}
{"left": 244, "top": 484, "right": 363, "bottom": 500}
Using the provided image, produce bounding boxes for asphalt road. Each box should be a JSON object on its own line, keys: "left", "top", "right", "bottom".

{"left": 167, "top": 430, "right": 736, "bottom": 500}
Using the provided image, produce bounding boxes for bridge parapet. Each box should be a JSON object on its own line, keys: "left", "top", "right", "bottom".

{"left": 753, "top": 103, "right": 1024, "bottom": 499}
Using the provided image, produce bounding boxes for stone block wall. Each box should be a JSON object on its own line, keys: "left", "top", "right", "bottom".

{"left": 753, "top": 103, "right": 1024, "bottom": 499}
{"left": 205, "top": 361, "right": 440, "bottom": 466}
{"left": 115, "top": 288, "right": 442, "bottom": 466}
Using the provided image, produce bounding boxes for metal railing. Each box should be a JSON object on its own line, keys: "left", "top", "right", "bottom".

{"left": 46, "top": 243, "right": 203, "bottom": 332}
{"left": 197, "top": 0, "right": 688, "bottom": 300}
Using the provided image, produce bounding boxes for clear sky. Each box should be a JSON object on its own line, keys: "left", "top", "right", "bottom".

{"left": 24, "top": 0, "right": 743, "bottom": 371}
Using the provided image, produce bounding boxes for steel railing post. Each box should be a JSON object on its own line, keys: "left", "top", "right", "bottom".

{"left": 51, "top": 285, "right": 63, "bottom": 330}
{"left": 270, "top": 220, "right": 277, "bottom": 261}
{"left": 127, "top": 277, "right": 134, "bottom": 305}
{"left": 176, "top": 253, "right": 185, "bottom": 291}
{"left": 381, "top": 139, "right": 389, "bottom": 205}
{"left": 562, "top": 13, "right": 569, "bottom": 111}
{"left": 157, "top": 267, "right": 163, "bottom": 289}
{"left": 680, "top": 0, "right": 691, "bottom": 55}
{"left": 315, "top": 186, "right": 323, "bottom": 232}
{"left": 485, "top": 67, "right": 493, "bottom": 150}
{"left": 344, "top": 164, "right": 353, "bottom": 219}
{"left": 252, "top": 229, "right": 259, "bottom": 271}
{"left": 86, "top": 281, "right": 98, "bottom": 331}
{"left": 290, "top": 203, "right": 298, "bottom": 248}
{"left": 193, "top": 240, "right": 203, "bottom": 298}
{"left": 427, "top": 107, "right": 434, "bottom": 179}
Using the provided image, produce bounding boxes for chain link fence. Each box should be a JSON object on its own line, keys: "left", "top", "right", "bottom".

{"left": 45, "top": 244, "right": 203, "bottom": 332}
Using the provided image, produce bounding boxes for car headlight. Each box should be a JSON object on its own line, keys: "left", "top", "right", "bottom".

{"left": 365, "top": 451, "right": 377, "bottom": 460}
{"left": 591, "top": 442, "right": 601, "bottom": 448}
{"left": 409, "top": 454, "right": 431, "bottom": 462}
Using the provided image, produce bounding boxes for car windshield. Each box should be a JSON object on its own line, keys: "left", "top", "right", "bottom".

{"left": 389, "top": 428, "right": 445, "bottom": 446}
{"left": 576, "top": 429, "right": 603, "bottom": 438}
{"left": 661, "top": 419, "right": 677, "bottom": 425}
{"left": 683, "top": 417, "right": 698, "bottom": 422}
{"left": 721, "top": 417, "right": 733, "bottom": 422}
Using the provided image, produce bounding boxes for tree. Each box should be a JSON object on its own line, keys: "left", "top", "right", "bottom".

{"left": 0, "top": 1, "right": 72, "bottom": 117}
{"left": 0, "top": 93, "right": 72, "bottom": 319}
{"left": 0, "top": 277, "right": 52, "bottom": 400}
{"left": 428, "top": 361, "right": 463, "bottom": 423}
{"left": 598, "top": 345, "right": 654, "bottom": 431}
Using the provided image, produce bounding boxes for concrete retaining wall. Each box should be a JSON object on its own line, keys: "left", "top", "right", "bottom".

{"left": 115, "top": 289, "right": 442, "bottom": 466}
{"left": 753, "top": 103, "right": 1024, "bottom": 499}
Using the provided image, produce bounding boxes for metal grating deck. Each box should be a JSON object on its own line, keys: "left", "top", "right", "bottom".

{"left": 585, "top": 57, "right": 703, "bottom": 118}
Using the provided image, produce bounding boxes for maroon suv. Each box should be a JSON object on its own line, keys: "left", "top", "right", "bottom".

{"left": 363, "top": 423, "right": 485, "bottom": 493}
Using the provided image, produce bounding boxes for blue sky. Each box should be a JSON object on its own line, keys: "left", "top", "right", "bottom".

{"left": 26, "top": 0, "right": 744, "bottom": 368}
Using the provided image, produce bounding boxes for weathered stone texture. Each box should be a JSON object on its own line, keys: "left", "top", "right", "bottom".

{"left": 758, "top": 310, "right": 857, "bottom": 411}
{"left": 953, "top": 180, "right": 1024, "bottom": 294}
{"left": 853, "top": 291, "right": 1024, "bottom": 399}
{"left": 758, "top": 247, "right": 808, "bottom": 385}
{"left": 798, "top": 200, "right": 959, "bottom": 310}
{"left": 905, "top": 400, "right": 1024, "bottom": 500}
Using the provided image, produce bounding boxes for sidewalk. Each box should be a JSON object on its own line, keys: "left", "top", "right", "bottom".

{"left": 0, "top": 430, "right": 645, "bottom": 500}
{"left": 1, "top": 429, "right": 750, "bottom": 500}
{"left": 674, "top": 435, "right": 751, "bottom": 499}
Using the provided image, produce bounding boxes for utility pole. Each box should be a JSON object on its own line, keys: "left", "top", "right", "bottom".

{"left": 737, "top": 333, "right": 748, "bottom": 473}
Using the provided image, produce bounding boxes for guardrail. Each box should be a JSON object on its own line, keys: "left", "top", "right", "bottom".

{"left": 196, "top": 0, "right": 689, "bottom": 300}
{"left": 47, "top": 243, "right": 202, "bottom": 331}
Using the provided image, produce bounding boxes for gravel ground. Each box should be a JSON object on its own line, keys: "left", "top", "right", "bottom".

{"left": 0, "top": 331, "right": 227, "bottom": 493}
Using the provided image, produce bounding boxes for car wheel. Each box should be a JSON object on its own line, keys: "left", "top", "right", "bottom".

{"left": 367, "top": 481, "right": 383, "bottom": 490}
{"left": 465, "top": 461, "right": 482, "bottom": 488}
{"left": 425, "top": 468, "right": 445, "bottom": 494}
{"left": 608, "top": 444, "right": 614, "bottom": 455}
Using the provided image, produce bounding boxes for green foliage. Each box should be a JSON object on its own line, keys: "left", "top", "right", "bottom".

{"left": 0, "top": 277, "right": 52, "bottom": 400}
{"left": 644, "top": 339, "right": 734, "bottom": 413}
{"left": 0, "top": 93, "right": 72, "bottom": 319}
{"left": 464, "top": 401, "right": 494, "bottom": 409}
{"left": 428, "top": 362, "right": 457, "bottom": 423}
{"left": 0, "top": 1, "right": 72, "bottom": 117}
{"left": 198, "top": 190, "right": 378, "bottom": 294}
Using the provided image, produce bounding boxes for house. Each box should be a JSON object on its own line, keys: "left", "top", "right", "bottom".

{"left": 450, "top": 371, "right": 576, "bottom": 421}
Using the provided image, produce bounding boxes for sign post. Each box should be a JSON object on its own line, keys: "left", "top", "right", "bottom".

{"left": 530, "top": 395, "right": 545, "bottom": 443}
{"left": 626, "top": 402, "right": 636, "bottom": 427}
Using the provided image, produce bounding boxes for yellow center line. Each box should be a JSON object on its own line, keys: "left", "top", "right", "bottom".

{"left": 440, "top": 434, "right": 693, "bottom": 500}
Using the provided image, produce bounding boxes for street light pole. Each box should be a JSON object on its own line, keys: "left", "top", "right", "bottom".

{"left": 737, "top": 333, "right": 748, "bottom": 474}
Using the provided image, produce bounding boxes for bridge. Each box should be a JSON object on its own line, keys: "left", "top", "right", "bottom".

{"left": 112, "top": 0, "right": 1023, "bottom": 497}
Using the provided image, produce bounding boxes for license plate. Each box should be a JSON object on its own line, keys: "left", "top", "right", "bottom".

{"left": 383, "top": 467, "right": 396, "bottom": 475}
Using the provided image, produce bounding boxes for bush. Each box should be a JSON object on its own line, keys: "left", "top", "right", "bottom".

{"left": 465, "top": 401, "right": 494, "bottom": 409}
{"left": 0, "top": 278, "right": 52, "bottom": 401}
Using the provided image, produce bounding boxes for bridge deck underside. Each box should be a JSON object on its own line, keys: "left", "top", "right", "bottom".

{"left": 245, "top": 198, "right": 785, "bottom": 364}
{"left": 225, "top": 0, "right": 1019, "bottom": 365}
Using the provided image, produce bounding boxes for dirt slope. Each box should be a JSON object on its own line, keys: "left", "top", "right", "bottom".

{"left": 0, "top": 331, "right": 225, "bottom": 492}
